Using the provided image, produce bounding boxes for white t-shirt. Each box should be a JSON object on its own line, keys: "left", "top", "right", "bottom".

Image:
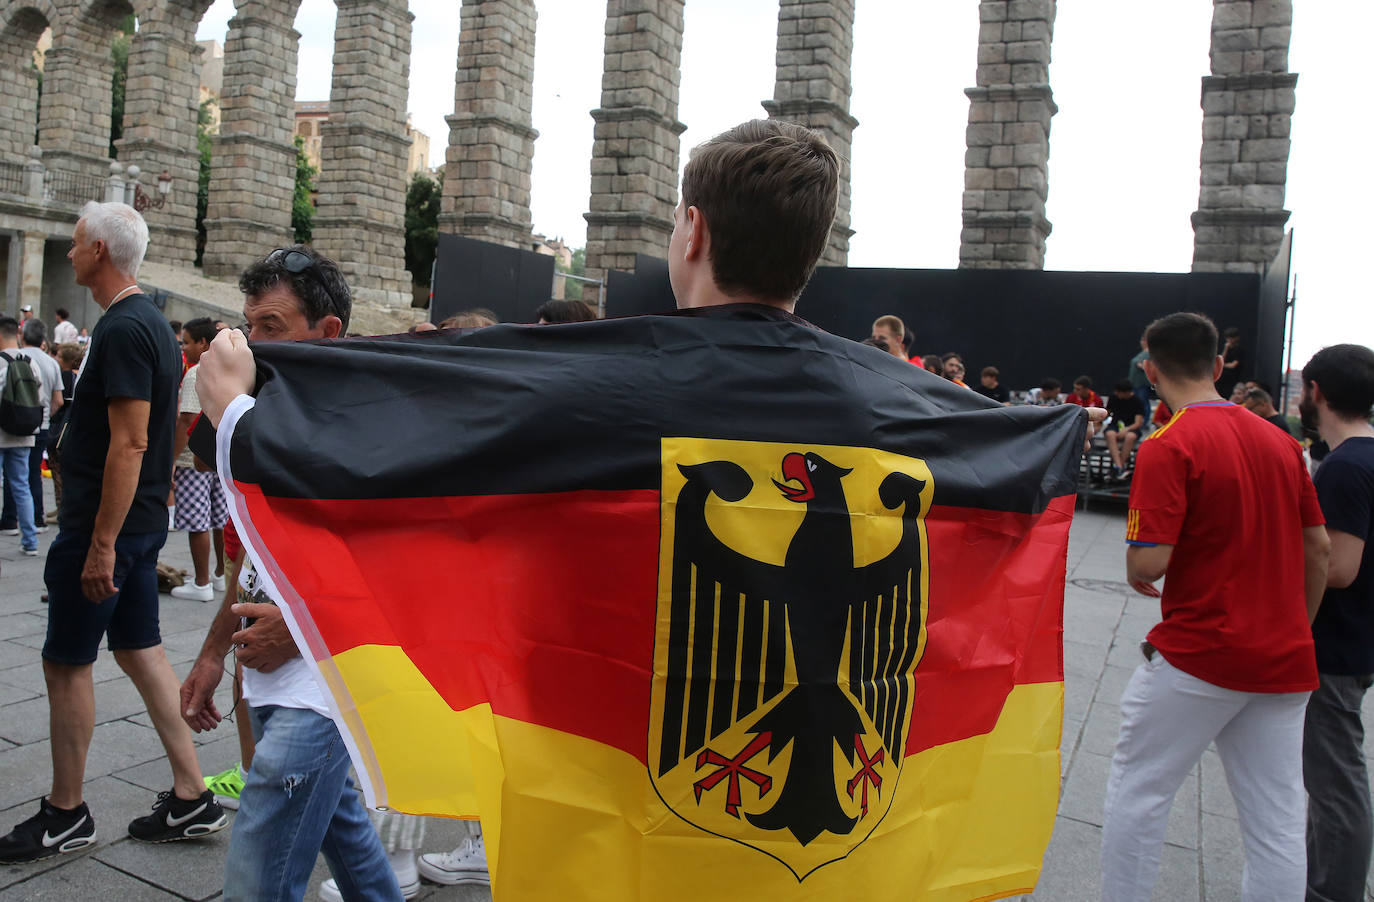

{"left": 18, "top": 347, "right": 61, "bottom": 430}
{"left": 53, "top": 320, "right": 78, "bottom": 345}
{"left": 219, "top": 393, "right": 331, "bottom": 718}
{"left": 237, "top": 556, "right": 331, "bottom": 717}
{"left": 175, "top": 364, "right": 200, "bottom": 469}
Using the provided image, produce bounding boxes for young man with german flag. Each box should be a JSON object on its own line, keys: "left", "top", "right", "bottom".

{"left": 194, "top": 120, "right": 1103, "bottom": 901}
{"left": 1102, "top": 312, "right": 1330, "bottom": 901}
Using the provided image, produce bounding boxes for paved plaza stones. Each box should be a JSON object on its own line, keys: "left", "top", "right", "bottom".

{"left": 3, "top": 483, "right": 1369, "bottom": 899}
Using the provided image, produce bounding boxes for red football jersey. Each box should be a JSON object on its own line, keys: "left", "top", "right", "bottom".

{"left": 1125, "top": 401, "right": 1323, "bottom": 692}
{"left": 1064, "top": 390, "right": 1103, "bottom": 408}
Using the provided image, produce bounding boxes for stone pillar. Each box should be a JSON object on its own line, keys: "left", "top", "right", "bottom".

{"left": 0, "top": 8, "right": 47, "bottom": 163}
{"left": 37, "top": 12, "right": 120, "bottom": 182}
{"left": 202, "top": 0, "right": 304, "bottom": 280}
{"left": 116, "top": 2, "right": 213, "bottom": 266}
{"left": 583, "top": 0, "right": 686, "bottom": 286}
{"left": 312, "top": 0, "right": 414, "bottom": 309}
{"left": 438, "top": 0, "right": 539, "bottom": 249}
{"left": 1191, "top": 0, "right": 1296, "bottom": 273}
{"left": 18, "top": 232, "right": 44, "bottom": 320}
{"left": 762, "top": 0, "right": 857, "bottom": 266}
{"left": 959, "top": 0, "right": 1057, "bottom": 269}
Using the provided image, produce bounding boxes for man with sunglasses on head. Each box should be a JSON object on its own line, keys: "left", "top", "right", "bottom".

{"left": 178, "top": 246, "right": 403, "bottom": 902}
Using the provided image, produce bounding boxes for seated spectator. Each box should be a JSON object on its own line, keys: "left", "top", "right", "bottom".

{"left": 1025, "top": 377, "right": 1064, "bottom": 406}
{"left": 536, "top": 300, "right": 595, "bottom": 324}
{"left": 976, "top": 366, "right": 1010, "bottom": 404}
{"left": 860, "top": 336, "right": 891, "bottom": 354}
{"left": 1065, "top": 375, "right": 1104, "bottom": 408}
{"left": 1242, "top": 388, "right": 1294, "bottom": 436}
{"left": 869, "top": 315, "right": 908, "bottom": 360}
{"left": 1104, "top": 379, "right": 1147, "bottom": 479}
{"left": 1228, "top": 381, "right": 1249, "bottom": 404}
{"left": 921, "top": 354, "right": 943, "bottom": 375}
{"left": 1152, "top": 398, "right": 1173, "bottom": 427}
{"left": 941, "top": 353, "right": 970, "bottom": 388}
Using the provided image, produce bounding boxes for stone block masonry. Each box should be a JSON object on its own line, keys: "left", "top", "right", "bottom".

{"left": 116, "top": 1, "right": 216, "bottom": 266}
{"left": 37, "top": 10, "right": 121, "bottom": 185}
{"left": 0, "top": 8, "right": 47, "bottom": 163}
{"left": 583, "top": 0, "right": 687, "bottom": 287}
{"left": 959, "top": 0, "right": 1057, "bottom": 269}
{"left": 440, "top": 0, "right": 539, "bottom": 250}
{"left": 201, "top": 0, "right": 304, "bottom": 280}
{"left": 1191, "top": 0, "right": 1296, "bottom": 273}
{"left": 763, "top": 0, "right": 857, "bottom": 267}
{"left": 312, "top": 0, "right": 415, "bottom": 309}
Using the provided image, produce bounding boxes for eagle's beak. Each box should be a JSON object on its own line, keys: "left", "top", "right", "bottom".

{"left": 773, "top": 452, "right": 815, "bottom": 503}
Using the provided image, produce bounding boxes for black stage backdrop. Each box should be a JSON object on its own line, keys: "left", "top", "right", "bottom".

{"left": 608, "top": 255, "right": 1275, "bottom": 395}
{"left": 434, "top": 237, "right": 1288, "bottom": 395}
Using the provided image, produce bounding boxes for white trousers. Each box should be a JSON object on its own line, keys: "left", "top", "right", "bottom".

{"left": 1100, "top": 653, "right": 1310, "bottom": 902}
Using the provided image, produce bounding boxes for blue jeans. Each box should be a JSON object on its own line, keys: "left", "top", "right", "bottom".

{"left": 222, "top": 705, "right": 402, "bottom": 902}
{"left": 0, "top": 447, "right": 35, "bottom": 550}
{"left": 1132, "top": 385, "right": 1153, "bottom": 416}
{"left": 2, "top": 427, "right": 45, "bottom": 527}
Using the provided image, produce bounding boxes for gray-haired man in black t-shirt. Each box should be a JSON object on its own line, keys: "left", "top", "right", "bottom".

{"left": 0, "top": 202, "right": 225, "bottom": 865}
{"left": 1300, "top": 343, "right": 1374, "bottom": 902}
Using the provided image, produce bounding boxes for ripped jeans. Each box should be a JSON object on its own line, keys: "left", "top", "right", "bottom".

{"left": 222, "top": 704, "right": 402, "bottom": 902}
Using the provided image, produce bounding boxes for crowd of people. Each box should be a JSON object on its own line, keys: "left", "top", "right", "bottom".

{"left": 0, "top": 116, "right": 1369, "bottom": 902}
{"left": 861, "top": 314, "right": 1307, "bottom": 486}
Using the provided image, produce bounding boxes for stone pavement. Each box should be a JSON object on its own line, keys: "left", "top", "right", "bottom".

{"left": 0, "top": 484, "right": 1367, "bottom": 900}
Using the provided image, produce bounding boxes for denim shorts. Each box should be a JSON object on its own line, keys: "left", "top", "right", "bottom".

{"left": 43, "top": 528, "right": 168, "bottom": 665}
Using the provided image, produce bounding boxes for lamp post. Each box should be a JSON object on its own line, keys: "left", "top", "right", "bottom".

{"left": 133, "top": 170, "right": 172, "bottom": 213}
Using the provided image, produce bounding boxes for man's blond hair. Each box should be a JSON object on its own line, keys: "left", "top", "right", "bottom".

{"left": 872, "top": 315, "right": 905, "bottom": 340}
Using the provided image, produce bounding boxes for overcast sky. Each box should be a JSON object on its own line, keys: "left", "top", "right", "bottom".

{"left": 195, "top": 1, "right": 1371, "bottom": 366}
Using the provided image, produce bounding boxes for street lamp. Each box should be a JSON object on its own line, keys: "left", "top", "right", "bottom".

{"left": 133, "top": 170, "right": 172, "bottom": 213}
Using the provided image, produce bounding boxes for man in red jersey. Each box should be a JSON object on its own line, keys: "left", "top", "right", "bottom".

{"left": 1100, "top": 312, "right": 1331, "bottom": 902}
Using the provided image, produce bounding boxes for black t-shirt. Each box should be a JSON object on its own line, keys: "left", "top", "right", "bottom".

{"left": 1265, "top": 413, "right": 1294, "bottom": 437}
{"left": 1217, "top": 345, "right": 1247, "bottom": 394}
{"left": 59, "top": 294, "right": 180, "bottom": 535}
{"left": 1311, "top": 436, "right": 1374, "bottom": 675}
{"left": 975, "top": 383, "right": 1009, "bottom": 403}
{"left": 1105, "top": 395, "right": 1145, "bottom": 432}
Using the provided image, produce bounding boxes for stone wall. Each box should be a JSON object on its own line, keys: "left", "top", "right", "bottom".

{"left": 1191, "top": 0, "right": 1296, "bottom": 273}
{"left": 312, "top": 0, "right": 414, "bottom": 309}
{"left": 959, "top": 0, "right": 1057, "bottom": 270}
{"left": 37, "top": 5, "right": 123, "bottom": 183}
{"left": 583, "top": 0, "right": 686, "bottom": 286}
{"left": 201, "top": 0, "right": 303, "bottom": 279}
{"left": 116, "top": 1, "right": 214, "bottom": 265}
{"left": 0, "top": 6, "right": 51, "bottom": 162}
{"left": 439, "top": 0, "right": 539, "bottom": 250}
{"left": 762, "top": 0, "right": 857, "bottom": 266}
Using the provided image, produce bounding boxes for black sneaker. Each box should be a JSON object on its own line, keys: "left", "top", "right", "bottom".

{"left": 127, "top": 789, "right": 227, "bottom": 843}
{"left": 0, "top": 798, "right": 97, "bottom": 863}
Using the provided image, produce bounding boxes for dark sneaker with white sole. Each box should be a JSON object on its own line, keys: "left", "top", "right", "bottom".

{"left": 0, "top": 798, "right": 97, "bottom": 863}
{"left": 127, "top": 789, "right": 227, "bottom": 843}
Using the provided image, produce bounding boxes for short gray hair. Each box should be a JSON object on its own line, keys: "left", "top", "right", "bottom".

{"left": 78, "top": 201, "right": 149, "bottom": 277}
{"left": 21, "top": 318, "right": 45, "bottom": 347}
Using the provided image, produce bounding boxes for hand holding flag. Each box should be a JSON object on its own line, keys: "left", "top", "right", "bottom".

{"left": 197, "top": 328, "right": 255, "bottom": 429}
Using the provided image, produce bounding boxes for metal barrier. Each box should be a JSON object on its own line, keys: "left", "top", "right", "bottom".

{"left": 0, "top": 160, "right": 22, "bottom": 197}
{"left": 43, "top": 168, "right": 106, "bottom": 206}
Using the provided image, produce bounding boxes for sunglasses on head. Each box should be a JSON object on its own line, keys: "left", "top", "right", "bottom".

{"left": 267, "top": 248, "right": 344, "bottom": 316}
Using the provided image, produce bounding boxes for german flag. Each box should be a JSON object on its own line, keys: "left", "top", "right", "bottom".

{"left": 218, "top": 306, "right": 1085, "bottom": 901}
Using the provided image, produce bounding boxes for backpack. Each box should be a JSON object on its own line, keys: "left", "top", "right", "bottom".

{"left": 0, "top": 351, "right": 42, "bottom": 437}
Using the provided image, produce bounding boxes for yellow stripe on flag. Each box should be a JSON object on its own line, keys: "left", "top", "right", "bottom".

{"left": 330, "top": 643, "right": 1062, "bottom": 902}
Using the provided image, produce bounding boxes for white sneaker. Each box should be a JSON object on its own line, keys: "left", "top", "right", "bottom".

{"left": 318, "top": 869, "right": 419, "bottom": 900}
{"left": 418, "top": 836, "right": 490, "bottom": 886}
{"left": 0, "top": 527, "right": 18, "bottom": 536}
{"left": 170, "top": 581, "right": 214, "bottom": 602}
{"left": 212, "top": 572, "right": 226, "bottom": 593}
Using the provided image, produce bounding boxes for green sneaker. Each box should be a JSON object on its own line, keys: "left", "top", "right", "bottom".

{"left": 203, "top": 763, "right": 244, "bottom": 811}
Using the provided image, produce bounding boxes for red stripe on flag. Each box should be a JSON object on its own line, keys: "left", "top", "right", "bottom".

{"left": 238, "top": 487, "right": 1071, "bottom": 766}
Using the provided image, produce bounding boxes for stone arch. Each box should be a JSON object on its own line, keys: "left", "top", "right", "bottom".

{"left": 202, "top": 0, "right": 312, "bottom": 277}
{"left": 36, "top": 0, "right": 135, "bottom": 180}
{"left": 0, "top": 4, "right": 55, "bottom": 160}
{"left": 116, "top": 0, "right": 220, "bottom": 264}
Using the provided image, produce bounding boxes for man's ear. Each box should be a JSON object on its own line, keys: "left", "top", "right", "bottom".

{"left": 320, "top": 315, "right": 343, "bottom": 339}
{"left": 1142, "top": 359, "right": 1159, "bottom": 386}
{"left": 1309, "top": 381, "right": 1327, "bottom": 406}
{"left": 1212, "top": 355, "right": 1225, "bottom": 382}
{"left": 685, "top": 205, "right": 708, "bottom": 261}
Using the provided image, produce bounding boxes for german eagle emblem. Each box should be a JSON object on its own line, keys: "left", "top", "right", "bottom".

{"left": 650, "top": 439, "right": 932, "bottom": 879}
